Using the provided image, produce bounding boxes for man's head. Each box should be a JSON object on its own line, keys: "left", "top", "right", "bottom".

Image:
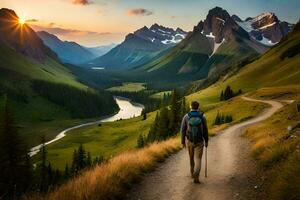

{"left": 190, "top": 101, "right": 200, "bottom": 110}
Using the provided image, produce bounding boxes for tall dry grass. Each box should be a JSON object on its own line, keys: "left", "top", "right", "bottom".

{"left": 244, "top": 100, "right": 300, "bottom": 200}
{"left": 26, "top": 138, "right": 180, "bottom": 200}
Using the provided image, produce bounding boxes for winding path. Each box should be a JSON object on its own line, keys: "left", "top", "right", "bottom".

{"left": 127, "top": 97, "right": 283, "bottom": 200}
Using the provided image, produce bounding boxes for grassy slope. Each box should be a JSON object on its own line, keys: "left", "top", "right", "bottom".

{"left": 45, "top": 113, "right": 155, "bottom": 169}
{"left": 187, "top": 30, "right": 300, "bottom": 105}
{"left": 244, "top": 95, "right": 300, "bottom": 200}
{"left": 0, "top": 45, "right": 85, "bottom": 88}
{"left": 0, "top": 43, "right": 108, "bottom": 146}
{"left": 150, "top": 91, "right": 172, "bottom": 99}
{"left": 107, "top": 82, "right": 146, "bottom": 92}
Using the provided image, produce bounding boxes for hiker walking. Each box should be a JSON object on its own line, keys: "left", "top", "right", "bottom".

{"left": 181, "top": 101, "right": 209, "bottom": 183}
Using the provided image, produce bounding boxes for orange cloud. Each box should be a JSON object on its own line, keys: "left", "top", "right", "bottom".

{"left": 126, "top": 8, "right": 153, "bottom": 16}
{"left": 72, "top": 0, "right": 93, "bottom": 5}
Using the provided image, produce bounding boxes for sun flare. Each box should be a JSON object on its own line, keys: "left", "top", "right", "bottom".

{"left": 18, "top": 17, "right": 26, "bottom": 25}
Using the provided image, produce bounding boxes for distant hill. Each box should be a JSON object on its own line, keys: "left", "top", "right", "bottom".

{"left": 86, "top": 44, "right": 116, "bottom": 57}
{"left": 37, "top": 31, "right": 97, "bottom": 65}
{"left": 87, "top": 24, "right": 187, "bottom": 69}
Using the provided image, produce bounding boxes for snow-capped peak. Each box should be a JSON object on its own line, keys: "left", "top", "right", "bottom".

{"left": 134, "top": 24, "right": 187, "bottom": 45}
{"left": 234, "top": 12, "right": 293, "bottom": 46}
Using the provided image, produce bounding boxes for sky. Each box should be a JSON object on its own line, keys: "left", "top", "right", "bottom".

{"left": 1, "top": 0, "right": 299, "bottom": 47}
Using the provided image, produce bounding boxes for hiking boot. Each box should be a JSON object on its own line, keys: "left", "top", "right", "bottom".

{"left": 193, "top": 177, "right": 201, "bottom": 184}
{"left": 190, "top": 170, "right": 194, "bottom": 178}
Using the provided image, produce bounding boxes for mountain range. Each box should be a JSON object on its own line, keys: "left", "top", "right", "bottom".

{"left": 86, "top": 24, "right": 188, "bottom": 68}
{"left": 37, "top": 31, "right": 115, "bottom": 65}
{"left": 128, "top": 7, "right": 294, "bottom": 88}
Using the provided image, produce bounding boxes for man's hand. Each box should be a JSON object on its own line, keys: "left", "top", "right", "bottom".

{"left": 182, "top": 143, "right": 186, "bottom": 149}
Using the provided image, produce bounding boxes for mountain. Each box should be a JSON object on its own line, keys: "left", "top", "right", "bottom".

{"left": 0, "top": 8, "right": 56, "bottom": 63}
{"left": 0, "top": 8, "right": 118, "bottom": 146}
{"left": 190, "top": 18, "right": 300, "bottom": 98}
{"left": 235, "top": 12, "right": 294, "bottom": 46}
{"left": 133, "top": 7, "right": 268, "bottom": 87}
{"left": 87, "top": 24, "right": 187, "bottom": 69}
{"left": 37, "top": 31, "right": 96, "bottom": 65}
{"left": 87, "top": 44, "right": 116, "bottom": 57}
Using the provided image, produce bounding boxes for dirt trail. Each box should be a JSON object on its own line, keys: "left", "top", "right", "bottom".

{"left": 127, "top": 97, "right": 283, "bottom": 200}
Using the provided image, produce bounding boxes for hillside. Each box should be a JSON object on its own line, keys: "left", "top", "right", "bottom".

{"left": 37, "top": 31, "right": 96, "bottom": 65}
{"left": 0, "top": 8, "right": 118, "bottom": 146}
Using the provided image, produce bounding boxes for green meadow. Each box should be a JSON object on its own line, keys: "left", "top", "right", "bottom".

{"left": 107, "top": 82, "right": 146, "bottom": 92}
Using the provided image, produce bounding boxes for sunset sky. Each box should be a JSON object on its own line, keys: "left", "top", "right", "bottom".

{"left": 1, "top": 0, "right": 299, "bottom": 47}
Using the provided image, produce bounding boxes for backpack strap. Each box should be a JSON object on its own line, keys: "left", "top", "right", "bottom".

{"left": 188, "top": 111, "right": 203, "bottom": 119}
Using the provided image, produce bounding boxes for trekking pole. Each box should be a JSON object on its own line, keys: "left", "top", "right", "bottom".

{"left": 205, "top": 147, "right": 208, "bottom": 178}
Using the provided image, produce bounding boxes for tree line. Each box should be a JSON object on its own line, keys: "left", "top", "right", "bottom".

{"left": 213, "top": 112, "right": 233, "bottom": 125}
{"left": 111, "top": 90, "right": 171, "bottom": 113}
{"left": 137, "top": 90, "right": 188, "bottom": 147}
{"left": 0, "top": 97, "right": 105, "bottom": 199}
{"left": 220, "top": 86, "right": 242, "bottom": 101}
{"left": 32, "top": 80, "right": 119, "bottom": 119}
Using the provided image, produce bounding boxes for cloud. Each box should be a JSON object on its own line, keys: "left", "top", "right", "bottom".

{"left": 126, "top": 8, "right": 153, "bottom": 16}
{"left": 72, "top": 0, "right": 93, "bottom": 5}
{"left": 25, "top": 19, "right": 39, "bottom": 23}
{"left": 31, "top": 24, "right": 111, "bottom": 37}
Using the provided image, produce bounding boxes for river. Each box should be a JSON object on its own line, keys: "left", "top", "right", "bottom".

{"left": 29, "top": 97, "right": 144, "bottom": 157}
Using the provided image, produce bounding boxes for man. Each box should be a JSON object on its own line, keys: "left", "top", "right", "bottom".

{"left": 181, "top": 101, "right": 209, "bottom": 183}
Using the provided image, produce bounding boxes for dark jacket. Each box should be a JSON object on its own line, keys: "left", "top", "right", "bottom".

{"left": 180, "top": 111, "right": 209, "bottom": 145}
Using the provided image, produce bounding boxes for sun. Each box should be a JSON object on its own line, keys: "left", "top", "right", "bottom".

{"left": 18, "top": 17, "right": 26, "bottom": 25}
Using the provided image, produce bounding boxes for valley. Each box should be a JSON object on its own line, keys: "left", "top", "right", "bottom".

{"left": 0, "top": 3, "right": 299, "bottom": 200}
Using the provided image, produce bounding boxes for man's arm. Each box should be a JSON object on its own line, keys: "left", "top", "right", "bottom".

{"left": 202, "top": 115, "right": 209, "bottom": 147}
{"left": 180, "top": 115, "right": 187, "bottom": 146}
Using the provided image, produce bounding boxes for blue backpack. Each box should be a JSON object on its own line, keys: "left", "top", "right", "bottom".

{"left": 187, "top": 111, "right": 204, "bottom": 144}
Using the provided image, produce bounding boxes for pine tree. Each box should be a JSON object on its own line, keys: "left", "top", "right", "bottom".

{"left": 157, "top": 107, "right": 170, "bottom": 140}
{"left": 71, "top": 149, "right": 78, "bottom": 175}
{"left": 39, "top": 136, "right": 48, "bottom": 192}
{"left": 87, "top": 152, "right": 92, "bottom": 167}
{"left": 142, "top": 109, "right": 147, "bottom": 120}
{"left": 93, "top": 155, "right": 104, "bottom": 166}
{"left": 137, "top": 134, "right": 145, "bottom": 148}
{"left": 214, "top": 112, "right": 220, "bottom": 125}
{"left": 47, "top": 163, "right": 53, "bottom": 188}
{"left": 147, "top": 112, "right": 159, "bottom": 142}
{"left": 220, "top": 90, "right": 224, "bottom": 101}
{"left": 181, "top": 97, "right": 187, "bottom": 117}
{"left": 0, "top": 97, "right": 32, "bottom": 198}
{"left": 64, "top": 163, "right": 70, "bottom": 179}
{"left": 169, "top": 90, "right": 181, "bottom": 135}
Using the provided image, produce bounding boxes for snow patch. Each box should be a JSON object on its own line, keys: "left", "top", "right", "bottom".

{"left": 175, "top": 33, "right": 185, "bottom": 38}
{"left": 258, "top": 22, "right": 277, "bottom": 29}
{"left": 236, "top": 21, "right": 253, "bottom": 32}
{"left": 216, "top": 17, "right": 225, "bottom": 25}
{"left": 257, "top": 36, "right": 277, "bottom": 46}
{"left": 210, "top": 38, "right": 225, "bottom": 57}
{"left": 206, "top": 32, "right": 215, "bottom": 38}
{"left": 161, "top": 35, "right": 182, "bottom": 44}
